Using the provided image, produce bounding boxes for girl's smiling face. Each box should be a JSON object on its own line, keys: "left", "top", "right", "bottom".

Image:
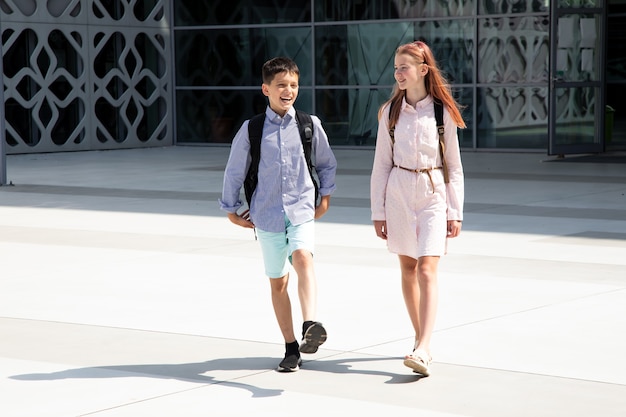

{"left": 394, "top": 53, "right": 424, "bottom": 91}
{"left": 262, "top": 71, "right": 299, "bottom": 117}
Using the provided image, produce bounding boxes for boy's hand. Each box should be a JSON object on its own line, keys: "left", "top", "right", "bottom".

{"left": 227, "top": 210, "right": 255, "bottom": 229}
{"left": 314, "top": 195, "right": 330, "bottom": 219}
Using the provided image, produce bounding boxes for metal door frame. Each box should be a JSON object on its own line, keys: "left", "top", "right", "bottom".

{"left": 548, "top": 2, "right": 607, "bottom": 156}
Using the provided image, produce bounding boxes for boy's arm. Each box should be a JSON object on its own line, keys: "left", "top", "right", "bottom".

{"left": 311, "top": 116, "right": 337, "bottom": 200}
{"left": 219, "top": 122, "right": 252, "bottom": 223}
{"left": 314, "top": 195, "right": 330, "bottom": 219}
{"left": 227, "top": 209, "right": 254, "bottom": 229}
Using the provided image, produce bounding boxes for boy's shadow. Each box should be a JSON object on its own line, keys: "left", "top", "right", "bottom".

{"left": 11, "top": 355, "right": 423, "bottom": 398}
{"left": 11, "top": 357, "right": 283, "bottom": 398}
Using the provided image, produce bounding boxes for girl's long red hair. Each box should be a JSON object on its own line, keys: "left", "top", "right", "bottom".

{"left": 379, "top": 41, "right": 466, "bottom": 130}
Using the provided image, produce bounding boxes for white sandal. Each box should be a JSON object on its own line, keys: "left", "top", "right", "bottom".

{"left": 403, "top": 348, "right": 432, "bottom": 376}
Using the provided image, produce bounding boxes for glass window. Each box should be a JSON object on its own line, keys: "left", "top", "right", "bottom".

{"left": 174, "top": 0, "right": 311, "bottom": 26}
{"left": 480, "top": 0, "right": 549, "bottom": 14}
{"left": 554, "top": 86, "right": 599, "bottom": 146}
{"left": 607, "top": 15, "right": 626, "bottom": 82}
{"left": 175, "top": 88, "right": 312, "bottom": 144}
{"left": 315, "top": 0, "right": 398, "bottom": 21}
{"left": 316, "top": 0, "right": 474, "bottom": 21}
{"left": 557, "top": 0, "right": 603, "bottom": 8}
{"left": 175, "top": 27, "right": 312, "bottom": 87}
{"left": 555, "top": 14, "right": 601, "bottom": 82}
{"left": 315, "top": 21, "right": 474, "bottom": 88}
{"left": 176, "top": 89, "right": 263, "bottom": 143}
{"left": 316, "top": 88, "right": 390, "bottom": 146}
{"left": 456, "top": 87, "right": 474, "bottom": 149}
{"left": 413, "top": 20, "right": 475, "bottom": 84}
{"left": 478, "top": 16, "right": 549, "bottom": 83}
{"left": 476, "top": 86, "right": 548, "bottom": 148}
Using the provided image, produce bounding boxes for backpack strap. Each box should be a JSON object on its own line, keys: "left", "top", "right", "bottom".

{"left": 388, "top": 99, "right": 449, "bottom": 184}
{"left": 244, "top": 113, "right": 265, "bottom": 208}
{"left": 295, "top": 110, "right": 319, "bottom": 203}
{"left": 433, "top": 100, "right": 449, "bottom": 184}
{"left": 388, "top": 102, "right": 395, "bottom": 146}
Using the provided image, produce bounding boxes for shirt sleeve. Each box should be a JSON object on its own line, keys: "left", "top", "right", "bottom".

{"left": 219, "top": 121, "right": 251, "bottom": 213}
{"left": 442, "top": 108, "right": 464, "bottom": 221}
{"left": 370, "top": 104, "right": 393, "bottom": 221}
{"left": 311, "top": 116, "right": 337, "bottom": 197}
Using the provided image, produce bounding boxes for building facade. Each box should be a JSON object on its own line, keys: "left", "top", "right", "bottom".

{"left": 2, "top": 0, "right": 624, "bottom": 156}
{"left": 0, "top": 0, "right": 172, "bottom": 154}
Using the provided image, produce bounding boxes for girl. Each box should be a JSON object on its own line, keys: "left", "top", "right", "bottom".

{"left": 370, "top": 41, "right": 465, "bottom": 376}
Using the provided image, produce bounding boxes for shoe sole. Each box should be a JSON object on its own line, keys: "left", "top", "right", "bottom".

{"left": 403, "top": 358, "right": 430, "bottom": 376}
{"left": 299, "top": 323, "right": 327, "bottom": 354}
{"left": 277, "top": 359, "right": 302, "bottom": 372}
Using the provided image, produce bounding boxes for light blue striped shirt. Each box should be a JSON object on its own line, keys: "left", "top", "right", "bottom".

{"left": 219, "top": 106, "right": 337, "bottom": 233}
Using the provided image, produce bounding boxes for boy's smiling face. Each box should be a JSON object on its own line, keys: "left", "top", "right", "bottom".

{"left": 262, "top": 71, "right": 299, "bottom": 117}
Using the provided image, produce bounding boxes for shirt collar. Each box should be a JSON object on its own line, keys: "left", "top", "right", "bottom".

{"left": 401, "top": 94, "right": 433, "bottom": 111}
{"left": 265, "top": 106, "right": 296, "bottom": 124}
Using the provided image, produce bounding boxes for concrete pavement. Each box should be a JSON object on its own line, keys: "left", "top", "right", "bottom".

{"left": 0, "top": 146, "right": 625, "bottom": 416}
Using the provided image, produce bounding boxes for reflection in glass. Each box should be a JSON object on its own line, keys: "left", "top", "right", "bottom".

{"left": 314, "top": 21, "right": 473, "bottom": 145}
{"left": 477, "top": 87, "right": 548, "bottom": 148}
{"left": 316, "top": 21, "right": 473, "bottom": 86}
{"left": 414, "top": 20, "right": 474, "bottom": 84}
{"left": 558, "top": 0, "right": 602, "bottom": 8}
{"left": 176, "top": 27, "right": 312, "bottom": 87}
{"left": 556, "top": 14, "right": 600, "bottom": 82}
{"left": 315, "top": 0, "right": 474, "bottom": 21}
{"left": 316, "top": 22, "right": 409, "bottom": 87}
{"left": 480, "top": 0, "right": 549, "bottom": 14}
{"left": 176, "top": 88, "right": 313, "bottom": 144}
{"left": 456, "top": 88, "right": 473, "bottom": 148}
{"left": 607, "top": 15, "right": 626, "bottom": 82}
{"left": 176, "top": 89, "right": 262, "bottom": 143}
{"left": 478, "top": 17, "right": 549, "bottom": 83}
{"left": 174, "top": 0, "right": 311, "bottom": 26}
{"left": 316, "top": 88, "right": 390, "bottom": 146}
{"left": 554, "top": 87, "right": 599, "bottom": 146}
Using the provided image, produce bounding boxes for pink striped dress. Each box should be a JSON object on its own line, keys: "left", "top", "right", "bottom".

{"left": 370, "top": 95, "right": 464, "bottom": 258}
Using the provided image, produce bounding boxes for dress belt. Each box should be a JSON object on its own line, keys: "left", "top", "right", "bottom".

{"left": 393, "top": 165, "right": 443, "bottom": 192}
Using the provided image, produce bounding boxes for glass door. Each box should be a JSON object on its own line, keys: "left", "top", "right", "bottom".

{"left": 549, "top": 1, "right": 606, "bottom": 155}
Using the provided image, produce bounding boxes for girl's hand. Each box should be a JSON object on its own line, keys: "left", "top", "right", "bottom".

{"left": 374, "top": 220, "right": 387, "bottom": 240}
{"left": 447, "top": 220, "right": 462, "bottom": 238}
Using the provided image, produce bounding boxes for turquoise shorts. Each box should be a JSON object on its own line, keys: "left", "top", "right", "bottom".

{"left": 256, "top": 218, "right": 315, "bottom": 278}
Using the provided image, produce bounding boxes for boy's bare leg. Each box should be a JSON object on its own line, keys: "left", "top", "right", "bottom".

{"left": 291, "top": 249, "right": 327, "bottom": 353}
{"left": 269, "top": 273, "right": 296, "bottom": 343}
{"left": 291, "top": 249, "right": 317, "bottom": 321}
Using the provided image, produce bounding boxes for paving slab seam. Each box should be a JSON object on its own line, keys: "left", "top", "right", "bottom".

{"left": 434, "top": 286, "right": 626, "bottom": 333}
{"left": 75, "top": 383, "right": 221, "bottom": 417}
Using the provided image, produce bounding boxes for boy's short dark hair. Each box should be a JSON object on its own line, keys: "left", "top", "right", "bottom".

{"left": 262, "top": 57, "right": 300, "bottom": 84}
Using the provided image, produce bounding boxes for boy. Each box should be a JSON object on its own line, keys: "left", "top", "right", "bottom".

{"left": 219, "top": 57, "right": 337, "bottom": 372}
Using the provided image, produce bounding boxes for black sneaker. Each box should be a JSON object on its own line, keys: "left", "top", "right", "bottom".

{"left": 277, "top": 353, "right": 302, "bottom": 372}
{"left": 299, "top": 322, "right": 327, "bottom": 354}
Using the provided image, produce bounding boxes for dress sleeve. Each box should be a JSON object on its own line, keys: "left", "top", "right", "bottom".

{"left": 442, "top": 108, "right": 464, "bottom": 221}
{"left": 370, "top": 104, "right": 394, "bottom": 221}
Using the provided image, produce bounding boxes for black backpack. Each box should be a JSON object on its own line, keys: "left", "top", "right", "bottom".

{"left": 388, "top": 99, "right": 449, "bottom": 183}
{"left": 243, "top": 110, "right": 319, "bottom": 208}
